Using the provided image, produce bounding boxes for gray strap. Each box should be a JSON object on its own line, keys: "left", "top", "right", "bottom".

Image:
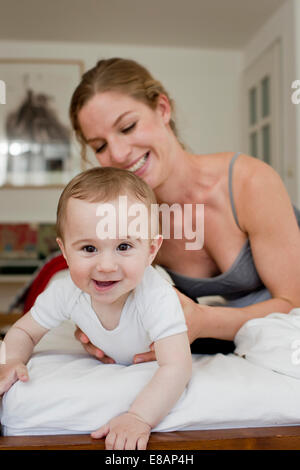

{"left": 228, "top": 152, "right": 242, "bottom": 231}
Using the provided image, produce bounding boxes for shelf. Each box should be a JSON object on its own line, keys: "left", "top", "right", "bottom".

{"left": 0, "top": 274, "right": 31, "bottom": 283}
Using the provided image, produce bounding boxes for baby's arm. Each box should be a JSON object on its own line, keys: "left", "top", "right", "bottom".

{"left": 92, "top": 331, "right": 192, "bottom": 449}
{"left": 129, "top": 332, "right": 192, "bottom": 425}
{"left": 0, "top": 312, "right": 49, "bottom": 395}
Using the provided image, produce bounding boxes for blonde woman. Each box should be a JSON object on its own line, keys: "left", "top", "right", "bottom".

{"left": 69, "top": 57, "right": 300, "bottom": 362}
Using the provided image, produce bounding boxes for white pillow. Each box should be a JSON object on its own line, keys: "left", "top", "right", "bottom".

{"left": 235, "top": 308, "right": 300, "bottom": 378}
{"left": 2, "top": 319, "right": 300, "bottom": 436}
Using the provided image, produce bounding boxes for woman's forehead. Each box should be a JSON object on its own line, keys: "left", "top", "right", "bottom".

{"left": 78, "top": 91, "right": 147, "bottom": 138}
{"left": 80, "top": 91, "right": 140, "bottom": 118}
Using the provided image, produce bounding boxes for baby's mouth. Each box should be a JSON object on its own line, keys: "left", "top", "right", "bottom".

{"left": 94, "top": 280, "right": 118, "bottom": 287}
{"left": 93, "top": 280, "right": 120, "bottom": 291}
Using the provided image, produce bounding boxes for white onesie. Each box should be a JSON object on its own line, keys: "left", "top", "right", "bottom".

{"left": 31, "top": 266, "right": 187, "bottom": 365}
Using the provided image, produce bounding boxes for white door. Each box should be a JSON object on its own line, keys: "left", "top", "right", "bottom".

{"left": 242, "top": 40, "right": 282, "bottom": 177}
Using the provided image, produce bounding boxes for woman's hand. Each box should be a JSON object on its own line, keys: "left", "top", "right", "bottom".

{"left": 74, "top": 327, "right": 115, "bottom": 364}
{"left": 173, "top": 288, "right": 202, "bottom": 344}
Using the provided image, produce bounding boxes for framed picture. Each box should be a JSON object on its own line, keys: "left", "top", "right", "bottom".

{"left": 0, "top": 59, "right": 84, "bottom": 187}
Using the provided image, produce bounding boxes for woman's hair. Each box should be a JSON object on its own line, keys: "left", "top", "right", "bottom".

{"left": 56, "top": 166, "right": 158, "bottom": 240}
{"left": 69, "top": 57, "right": 182, "bottom": 161}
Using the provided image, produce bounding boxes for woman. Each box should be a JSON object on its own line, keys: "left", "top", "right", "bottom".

{"left": 69, "top": 57, "right": 300, "bottom": 362}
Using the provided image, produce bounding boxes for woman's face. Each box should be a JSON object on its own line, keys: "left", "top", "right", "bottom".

{"left": 77, "top": 91, "right": 173, "bottom": 189}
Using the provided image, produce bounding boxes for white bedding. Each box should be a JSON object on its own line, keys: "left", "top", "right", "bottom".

{"left": 2, "top": 309, "right": 300, "bottom": 436}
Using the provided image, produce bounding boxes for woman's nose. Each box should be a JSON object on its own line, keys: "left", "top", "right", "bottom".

{"left": 108, "top": 138, "right": 131, "bottom": 164}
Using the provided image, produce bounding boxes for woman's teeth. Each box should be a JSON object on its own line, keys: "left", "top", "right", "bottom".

{"left": 127, "top": 152, "right": 149, "bottom": 172}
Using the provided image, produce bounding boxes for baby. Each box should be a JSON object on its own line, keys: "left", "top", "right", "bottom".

{"left": 0, "top": 167, "right": 192, "bottom": 450}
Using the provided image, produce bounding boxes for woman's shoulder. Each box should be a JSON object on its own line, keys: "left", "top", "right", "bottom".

{"left": 232, "top": 153, "right": 283, "bottom": 196}
{"left": 192, "top": 151, "right": 268, "bottom": 178}
{"left": 230, "top": 153, "right": 289, "bottom": 231}
{"left": 201, "top": 151, "right": 272, "bottom": 172}
{"left": 232, "top": 152, "right": 277, "bottom": 174}
{"left": 192, "top": 151, "right": 277, "bottom": 201}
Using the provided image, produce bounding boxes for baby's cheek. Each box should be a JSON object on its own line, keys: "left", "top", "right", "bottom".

{"left": 68, "top": 264, "right": 89, "bottom": 287}
{"left": 127, "top": 263, "right": 147, "bottom": 284}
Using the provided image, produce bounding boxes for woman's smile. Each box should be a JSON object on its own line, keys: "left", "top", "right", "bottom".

{"left": 126, "top": 151, "right": 150, "bottom": 175}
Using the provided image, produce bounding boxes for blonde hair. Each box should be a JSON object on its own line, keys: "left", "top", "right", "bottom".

{"left": 69, "top": 57, "right": 183, "bottom": 161}
{"left": 56, "top": 166, "right": 158, "bottom": 240}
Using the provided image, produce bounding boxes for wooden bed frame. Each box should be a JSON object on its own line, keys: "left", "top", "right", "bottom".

{"left": 1, "top": 426, "right": 300, "bottom": 450}
{"left": 1, "top": 314, "right": 300, "bottom": 451}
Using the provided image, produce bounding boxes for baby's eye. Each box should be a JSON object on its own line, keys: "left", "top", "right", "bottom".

{"left": 82, "top": 245, "right": 97, "bottom": 253}
{"left": 122, "top": 122, "right": 136, "bottom": 134}
{"left": 117, "top": 243, "right": 132, "bottom": 252}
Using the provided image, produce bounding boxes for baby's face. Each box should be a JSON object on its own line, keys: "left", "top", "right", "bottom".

{"left": 57, "top": 196, "right": 162, "bottom": 310}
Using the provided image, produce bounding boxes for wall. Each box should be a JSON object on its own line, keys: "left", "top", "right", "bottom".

{"left": 293, "top": 0, "right": 300, "bottom": 209}
{"left": 0, "top": 40, "right": 242, "bottom": 222}
{"left": 243, "top": 0, "right": 298, "bottom": 204}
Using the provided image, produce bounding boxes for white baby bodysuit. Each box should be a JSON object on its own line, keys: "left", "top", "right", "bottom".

{"left": 31, "top": 266, "right": 187, "bottom": 365}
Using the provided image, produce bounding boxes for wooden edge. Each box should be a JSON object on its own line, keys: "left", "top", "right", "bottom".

{"left": 0, "top": 313, "right": 22, "bottom": 327}
{"left": 1, "top": 426, "right": 300, "bottom": 450}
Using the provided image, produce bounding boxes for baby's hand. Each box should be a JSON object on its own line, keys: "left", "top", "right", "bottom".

{"left": 91, "top": 412, "right": 151, "bottom": 450}
{"left": 0, "top": 361, "right": 29, "bottom": 396}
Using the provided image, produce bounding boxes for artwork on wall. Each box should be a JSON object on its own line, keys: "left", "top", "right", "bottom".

{"left": 0, "top": 59, "right": 84, "bottom": 187}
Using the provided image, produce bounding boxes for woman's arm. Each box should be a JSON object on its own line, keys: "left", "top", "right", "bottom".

{"left": 237, "top": 156, "right": 300, "bottom": 307}
{"left": 176, "top": 290, "right": 293, "bottom": 342}
{"left": 181, "top": 156, "right": 300, "bottom": 341}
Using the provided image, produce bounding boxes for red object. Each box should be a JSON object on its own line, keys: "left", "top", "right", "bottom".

{"left": 23, "top": 254, "right": 68, "bottom": 314}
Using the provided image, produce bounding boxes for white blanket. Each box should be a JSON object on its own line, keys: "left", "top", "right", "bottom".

{"left": 2, "top": 309, "right": 300, "bottom": 436}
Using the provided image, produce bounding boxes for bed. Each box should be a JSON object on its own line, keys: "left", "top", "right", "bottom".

{"left": 2, "top": 256, "right": 300, "bottom": 450}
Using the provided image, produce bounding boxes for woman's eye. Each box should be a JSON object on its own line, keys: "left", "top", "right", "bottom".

{"left": 82, "top": 245, "right": 97, "bottom": 253}
{"left": 95, "top": 143, "right": 106, "bottom": 154}
{"left": 117, "top": 243, "right": 132, "bottom": 252}
{"left": 122, "top": 122, "right": 136, "bottom": 134}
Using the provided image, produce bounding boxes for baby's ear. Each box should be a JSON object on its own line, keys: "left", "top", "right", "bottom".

{"left": 148, "top": 235, "right": 163, "bottom": 264}
{"left": 56, "top": 237, "right": 67, "bottom": 261}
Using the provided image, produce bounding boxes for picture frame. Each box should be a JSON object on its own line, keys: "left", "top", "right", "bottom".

{"left": 0, "top": 59, "right": 85, "bottom": 187}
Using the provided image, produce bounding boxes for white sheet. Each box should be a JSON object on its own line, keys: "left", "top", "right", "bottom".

{"left": 2, "top": 310, "right": 300, "bottom": 436}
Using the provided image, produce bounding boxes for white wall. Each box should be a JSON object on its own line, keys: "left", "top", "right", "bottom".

{"left": 243, "top": 0, "right": 298, "bottom": 204}
{"left": 0, "top": 40, "right": 242, "bottom": 222}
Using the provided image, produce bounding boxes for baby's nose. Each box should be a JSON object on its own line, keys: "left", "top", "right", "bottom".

{"left": 96, "top": 255, "right": 118, "bottom": 272}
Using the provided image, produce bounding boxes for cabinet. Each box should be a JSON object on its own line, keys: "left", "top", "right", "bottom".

{"left": 0, "top": 275, "right": 31, "bottom": 313}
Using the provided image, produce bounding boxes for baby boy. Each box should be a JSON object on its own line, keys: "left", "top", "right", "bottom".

{"left": 0, "top": 167, "right": 192, "bottom": 450}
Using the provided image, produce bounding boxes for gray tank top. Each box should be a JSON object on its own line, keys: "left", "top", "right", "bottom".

{"left": 164, "top": 152, "right": 300, "bottom": 304}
